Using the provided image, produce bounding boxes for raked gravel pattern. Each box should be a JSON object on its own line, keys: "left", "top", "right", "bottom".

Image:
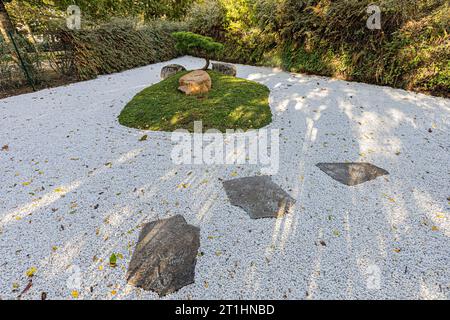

{"left": 0, "top": 56, "right": 449, "bottom": 300}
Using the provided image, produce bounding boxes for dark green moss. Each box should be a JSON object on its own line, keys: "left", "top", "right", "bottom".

{"left": 118, "top": 70, "right": 272, "bottom": 132}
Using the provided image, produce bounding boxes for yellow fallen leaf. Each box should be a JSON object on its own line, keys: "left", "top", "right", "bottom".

{"left": 431, "top": 226, "right": 439, "bottom": 231}
{"left": 215, "top": 251, "right": 222, "bottom": 256}
{"left": 52, "top": 246, "right": 58, "bottom": 252}
{"left": 22, "top": 181, "right": 32, "bottom": 186}
{"left": 394, "top": 248, "right": 401, "bottom": 253}
{"left": 111, "top": 290, "right": 117, "bottom": 295}
{"left": 436, "top": 213, "right": 445, "bottom": 219}
{"left": 204, "top": 281, "right": 209, "bottom": 288}
{"left": 231, "top": 171, "right": 238, "bottom": 177}
{"left": 26, "top": 267, "right": 37, "bottom": 277}
{"left": 98, "top": 265, "right": 104, "bottom": 271}
{"left": 54, "top": 187, "right": 65, "bottom": 193}
{"left": 71, "top": 290, "right": 79, "bottom": 299}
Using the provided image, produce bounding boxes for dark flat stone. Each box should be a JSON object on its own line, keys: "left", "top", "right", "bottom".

{"left": 223, "top": 176, "right": 295, "bottom": 219}
{"left": 160, "top": 64, "right": 186, "bottom": 80}
{"left": 126, "top": 215, "right": 200, "bottom": 296}
{"left": 316, "top": 162, "right": 389, "bottom": 186}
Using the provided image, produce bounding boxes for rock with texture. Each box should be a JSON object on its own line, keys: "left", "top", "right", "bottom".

{"left": 223, "top": 176, "right": 295, "bottom": 219}
{"left": 212, "top": 62, "right": 237, "bottom": 77}
{"left": 178, "top": 70, "right": 212, "bottom": 95}
{"left": 126, "top": 215, "right": 200, "bottom": 296}
{"left": 316, "top": 162, "right": 389, "bottom": 186}
{"left": 161, "top": 64, "right": 186, "bottom": 80}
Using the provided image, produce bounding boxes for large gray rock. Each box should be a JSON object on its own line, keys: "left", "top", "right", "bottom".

{"left": 126, "top": 215, "right": 200, "bottom": 296}
{"left": 316, "top": 162, "right": 389, "bottom": 186}
{"left": 160, "top": 64, "right": 186, "bottom": 80}
{"left": 212, "top": 62, "right": 237, "bottom": 77}
{"left": 223, "top": 176, "right": 295, "bottom": 219}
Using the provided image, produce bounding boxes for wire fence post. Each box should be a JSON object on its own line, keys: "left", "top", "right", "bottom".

{"left": 8, "top": 31, "right": 36, "bottom": 91}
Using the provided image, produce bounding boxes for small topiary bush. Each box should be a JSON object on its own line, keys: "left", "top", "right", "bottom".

{"left": 172, "top": 31, "right": 224, "bottom": 70}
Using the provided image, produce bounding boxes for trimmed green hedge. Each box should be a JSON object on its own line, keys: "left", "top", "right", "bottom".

{"left": 59, "top": 21, "right": 186, "bottom": 80}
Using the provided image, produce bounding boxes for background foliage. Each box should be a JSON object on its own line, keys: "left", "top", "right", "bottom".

{"left": 187, "top": 0, "right": 449, "bottom": 96}
{"left": 1, "top": 0, "right": 449, "bottom": 96}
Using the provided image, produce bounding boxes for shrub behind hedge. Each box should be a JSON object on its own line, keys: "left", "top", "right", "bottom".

{"left": 187, "top": 0, "right": 449, "bottom": 97}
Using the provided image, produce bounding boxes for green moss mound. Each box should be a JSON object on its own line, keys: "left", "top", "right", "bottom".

{"left": 118, "top": 70, "right": 272, "bottom": 132}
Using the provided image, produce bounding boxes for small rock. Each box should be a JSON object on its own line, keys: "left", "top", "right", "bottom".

{"left": 126, "top": 215, "right": 200, "bottom": 296}
{"left": 160, "top": 64, "right": 186, "bottom": 80}
{"left": 212, "top": 63, "right": 237, "bottom": 77}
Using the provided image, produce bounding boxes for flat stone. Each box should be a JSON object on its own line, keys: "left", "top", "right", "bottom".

{"left": 212, "top": 62, "right": 237, "bottom": 77}
{"left": 178, "top": 70, "right": 212, "bottom": 95}
{"left": 160, "top": 64, "right": 186, "bottom": 80}
{"left": 126, "top": 215, "right": 200, "bottom": 296}
{"left": 316, "top": 162, "right": 389, "bottom": 186}
{"left": 223, "top": 176, "right": 295, "bottom": 219}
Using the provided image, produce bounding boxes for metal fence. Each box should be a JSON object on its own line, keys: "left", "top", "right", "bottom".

{"left": 0, "top": 30, "right": 74, "bottom": 96}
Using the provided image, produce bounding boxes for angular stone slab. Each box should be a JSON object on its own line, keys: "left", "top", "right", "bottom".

{"left": 160, "top": 64, "right": 186, "bottom": 80}
{"left": 316, "top": 162, "right": 389, "bottom": 186}
{"left": 126, "top": 215, "right": 200, "bottom": 296}
{"left": 223, "top": 176, "right": 295, "bottom": 219}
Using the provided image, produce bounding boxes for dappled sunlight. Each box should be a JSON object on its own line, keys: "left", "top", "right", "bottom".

{"left": 40, "top": 235, "right": 86, "bottom": 280}
{"left": 412, "top": 189, "right": 450, "bottom": 237}
{"left": 306, "top": 229, "right": 325, "bottom": 300}
{"left": 1, "top": 55, "right": 449, "bottom": 300}
{"left": 0, "top": 179, "right": 82, "bottom": 228}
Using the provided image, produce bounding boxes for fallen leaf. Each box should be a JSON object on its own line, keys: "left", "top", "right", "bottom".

{"left": 139, "top": 135, "right": 148, "bottom": 141}
{"left": 109, "top": 253, "right": 117, "bottom": 268}
{"left": 431, "top": 226, "right": 439, "bottom": 231}
{"left": 1, "top": 145, "right": 9, "bottom": 151}
{"left": 71, "top": 290, "right": 79, "bottom": 299}
{"left": 18, "top": 280, "right": 33, "bottom": 299}
{"left": 26, "top": 267, "right": 37, "bottom": 277}
{"left": 394, "top": 248, "right": 401, "bottom": 253}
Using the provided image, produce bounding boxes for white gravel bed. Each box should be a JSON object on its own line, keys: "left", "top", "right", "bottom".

{"left": 0, "top": 56, "right": 449, "bottom": 300}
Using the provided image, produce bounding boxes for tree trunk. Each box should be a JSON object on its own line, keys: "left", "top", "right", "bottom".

{"left": 0, "top": 0, "right": 15, "bottom": 43}
{"left": 202, "top": 58, "right": 210, "bottom": 70}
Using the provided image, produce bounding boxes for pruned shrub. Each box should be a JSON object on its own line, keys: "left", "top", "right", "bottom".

{"left": 59, "top": 20, "right": 186, "bottom": 80}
